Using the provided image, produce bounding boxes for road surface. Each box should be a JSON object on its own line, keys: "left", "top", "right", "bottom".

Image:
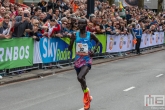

{"left": 0, "top": 51, "right": 165, "bottom": 110}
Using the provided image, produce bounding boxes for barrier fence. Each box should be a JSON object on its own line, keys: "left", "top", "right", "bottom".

{"left": 0, "top": 32, "right": 165, "bottom": 76}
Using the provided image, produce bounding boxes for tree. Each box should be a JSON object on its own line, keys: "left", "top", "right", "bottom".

{"left": 157, "top": 0, "right": 163, "bottom": 14}
{"left": 108, "top": 0, "right": 115, "bottom": 6}
{"left": 138, "top": 0, "right": 144, "bottom": 9}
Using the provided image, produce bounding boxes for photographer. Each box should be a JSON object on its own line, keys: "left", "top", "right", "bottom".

{"left": 12, "top": 10, "right": 32, "bottom": 37}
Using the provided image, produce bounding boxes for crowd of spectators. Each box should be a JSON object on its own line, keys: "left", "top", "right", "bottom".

{"left": 0, "top": 0, "right": 165, "bottom": 41}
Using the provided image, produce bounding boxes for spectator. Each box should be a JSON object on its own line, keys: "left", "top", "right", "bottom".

{"left": 54, "top": 0, "right": 62, "bottom": 12}
{"left": 55, "top": 20, "right": 68, "bottom": 38}
{"left": 12, "top": 10, "right": 32, "bottom": 37}
{"left": 47, "top": 0, "right": 53, "bottom": 11}
{"left": 2, "top": 0, "right": 10, "bottom": 7}
{"left": 38, "top": 0, "right": 47, "bottom": 12}
{"left": 86, "top": 22, "right": 95, "bottom": 33}
{"left": 44, "top": 8, "right": 53, "bottom": 22}
{"left": 5, "top": 6, "right": 9, "bottom": 11}
{"left": 66, "top": 17, "right": 72, "bottom": 32}
{"left": 33, "top": 7, "right": 42, "bottom": 19}
{"left": 0, "top": 0, "right": 2, "bottom": 8}
{"left": 62, "top": 0, "right": 70, "bottom": 11}
{"left": 105, "top": 21, "right": 116, "bottom": 35}
{"left": 120, "top": 21, "right": 127, "bottom": 35}
{"left": 0, "top": 14, "right": 13, "bottom": 39}
{"left": 28, "top": 18, "right": 41, "bottom": 41}
{"left": 126, "top": 11, "right": 132, "bottom": 24}
{"left": 0, "top": 7, "right": 6, "bottom": 21}
{"left": 30, "top": 3, "right": 35, "bottom": 16}
{"left": 53, "top": 8, "right": 61, "bottom": 21}
{"left": 39, "top": 12, "right": 46, "bottom": 24}
{"left": 10, "top": 4, "right": 16, "bottom": 17}
{"left": 17, "top": 7, "right": 23, "bottom": 16}
{"left": 43, "top": 19, "right": 60, "bottom": 38}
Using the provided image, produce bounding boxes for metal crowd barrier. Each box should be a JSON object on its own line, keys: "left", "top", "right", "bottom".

{"left": 0, "top": 64, "right": 39, "bottom": 76}
{"left": 0, "top": 34, "right": 164, "bottom": 77}
{"left": 0, "top": 70, "right": 5, "bottom": 76}
{"left": 0, "top": 44, "right": 164, "bottom": 77}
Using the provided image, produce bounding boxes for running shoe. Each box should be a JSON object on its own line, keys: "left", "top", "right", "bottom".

{"left": 83, "top": 88, "right": 93, "bottom": 110}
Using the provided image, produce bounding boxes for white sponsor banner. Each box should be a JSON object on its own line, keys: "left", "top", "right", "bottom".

{"left": 141, "top": 34, "right": 148, "bottom": 48}
{"left": 160, "top": 32, "right": 164, "bottom": 44}
{"left": 119, "top": 35, "right": 124, "bottom": 52}
{"left": 127, "top": 34, "right": 133, "bottom": 50}
{"left": 106, "top": 32, "right": 164, "bottom": 53}
{"left": 33, "top": 41, "right": 42, "bottom": 64}
{"left": 148, "top": 34, "right": 153, "bottom": 47}
{"left": 122, "top": 35, "right": 127, "bottom": 52}
{"left": 106, "top": 35, "right": 119, "bottom": 53}
{"left": 154, "top": 32, "right": 159, "bottom": 46}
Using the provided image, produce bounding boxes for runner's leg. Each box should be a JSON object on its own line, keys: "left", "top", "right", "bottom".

{"left": 77, "top": 65, "right": 89, "bottom": 90}
{"left": 75, "top": 67, "right": 86, "bottom": 91}
{"left": 77, "top": 65, "right": 91, "bottom": 109}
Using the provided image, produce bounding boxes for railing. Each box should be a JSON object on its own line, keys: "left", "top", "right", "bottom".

{"left": 0, "top": 32, "right": 164, "bottom": 76}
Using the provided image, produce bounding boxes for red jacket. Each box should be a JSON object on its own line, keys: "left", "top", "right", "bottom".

{"left": 86, "top": 26, "right": 95, "bottom": 33}
{"left": 45, "top": 23, "right": 61, "bottom": 37}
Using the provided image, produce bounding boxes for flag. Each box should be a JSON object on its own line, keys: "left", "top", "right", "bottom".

{"left": 119, "top": 1, "right": 124, "bottom": 12}
{"left": 119, "top": 2, "right": 126, "bottom": 17}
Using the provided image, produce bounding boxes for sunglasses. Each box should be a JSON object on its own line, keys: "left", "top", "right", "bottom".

{"left": 50, "top": 20, "right": 56, "bottom": 22}
{"left": 63, "top": 23, "right": 67, "bottom": 25}
{"left": 34, "top": 23, "right": 39, "bottom": 25}
{"left": 33, "top": 24, "right": 38, "bottom": 27}
{"left": 4, "top": 17, "right": 10, "bottom": 19}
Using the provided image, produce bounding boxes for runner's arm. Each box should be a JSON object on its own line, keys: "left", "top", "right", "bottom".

{"left": 90, "top": 33, "right": 100, "bottom": 52}
{"left": 68, "top": 33, "right": 76, "bottom": 51}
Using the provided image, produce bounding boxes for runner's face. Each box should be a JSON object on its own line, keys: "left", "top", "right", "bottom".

{"left": 78, "top": 19, "right": 87, "bottom": 30}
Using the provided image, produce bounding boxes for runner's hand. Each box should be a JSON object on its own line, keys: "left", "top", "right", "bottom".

{"left": 89, "top": 49, "right": 96, "bottom": 57}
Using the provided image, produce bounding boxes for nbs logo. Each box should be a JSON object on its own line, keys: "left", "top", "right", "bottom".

{"left": 144, "top": 95, "right": 165, "bottom": 107}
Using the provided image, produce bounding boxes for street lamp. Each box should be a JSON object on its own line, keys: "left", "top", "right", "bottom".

{"left": 87, "top": 0, "right": 95, "bottom": 18}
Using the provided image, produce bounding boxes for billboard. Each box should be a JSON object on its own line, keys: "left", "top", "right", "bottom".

{"left": 121, "top": 0, "right": 159, "bottom": 9}
{"left": 123, "top": 0, "right": 138, "bottom": 7}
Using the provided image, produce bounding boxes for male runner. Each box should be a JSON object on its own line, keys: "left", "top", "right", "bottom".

{"left": 68, "top": 18, "right": 100, "bottom": 110}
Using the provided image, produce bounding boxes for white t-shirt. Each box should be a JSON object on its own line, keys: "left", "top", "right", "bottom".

{"left": 2, "top": 21, "right": 12, "bottom": 35}
{"left": 47, "top": 23, "right": 55, "bottom": 37}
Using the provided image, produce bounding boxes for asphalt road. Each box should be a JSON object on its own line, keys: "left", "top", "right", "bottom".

{"left": 0, "top": 51, "right": 165, "bottom": 110}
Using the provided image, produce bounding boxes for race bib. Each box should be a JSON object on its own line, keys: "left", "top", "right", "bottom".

{"left": 76, "top": 43, "right": 88, "bottom": 56}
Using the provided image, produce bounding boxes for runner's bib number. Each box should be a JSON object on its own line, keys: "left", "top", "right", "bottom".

{"left": 76, "top": 43, "right": 88, "bottom": 56}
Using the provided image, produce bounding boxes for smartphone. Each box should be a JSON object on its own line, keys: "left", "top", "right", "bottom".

{"left": 24, "top": 13, "right": 28, "bottom": 17}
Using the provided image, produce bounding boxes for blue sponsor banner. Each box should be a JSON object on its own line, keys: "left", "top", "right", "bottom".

{"left": 39, "top": 37, "right": 71, "bottom": 63}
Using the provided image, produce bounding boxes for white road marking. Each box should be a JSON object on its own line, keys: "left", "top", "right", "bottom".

{"left": 79, "top": 108, "right": 84, "bottom": 110}
{"left": 123, "top": 86, "right": 135, "bottom": 92}
{"left": 156, "top": 74, "right": 164, "bottom": 78}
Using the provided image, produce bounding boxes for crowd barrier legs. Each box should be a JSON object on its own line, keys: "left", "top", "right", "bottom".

{"left": 0, "top": 64, "right": 40, "bottom": 76}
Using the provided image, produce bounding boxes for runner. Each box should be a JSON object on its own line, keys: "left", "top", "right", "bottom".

{"left": 68, "top": 18, "right": 100, "bottom": 110}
